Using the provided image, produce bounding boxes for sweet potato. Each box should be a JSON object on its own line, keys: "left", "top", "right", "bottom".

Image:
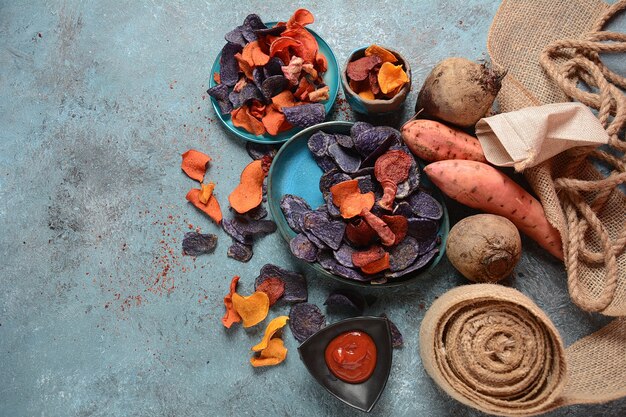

{"left": 401, "top": 119, "right": 487, "bottom": 163}
{"left": 424, "top": 160, "right": 563, "bottom": 259}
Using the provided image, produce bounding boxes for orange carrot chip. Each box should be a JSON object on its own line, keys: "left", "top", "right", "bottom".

{"left": 213, "top": 72, "right": 221, "bottom": 84}
{"left": 252, "top": 315, "right": 289, "bottom": 352}
{"left": 377, "top": 62, "right": 408, "bottom": 95}
{"left": 231, "top": 105, "right": 266, "bottom": 136}
{"left": 222, "top": 276, "right": 241, "bottom": 328}
{"left": 228, "top": 159, "right": 269, "bottom": 214}
{"left": 199, "top": 182, "right": 215, "bottom": 204}
{"left": 262, "top": 106, "right": 291, "bottom": 136}
{"left": 365, "top": 44, "right": 398, "bottom": 63}
{"left": 242, "top": 40, "right": 270, "bottom": 67}
{"left": 232, "top": 291, "right": 270, "bottom": 328}
{"left": 271, "top": 90, "right": 297, "bottom": 111}
{"left": 181, "top": 149, "right": 211, "bottom": 182}
{"left": 250, "top": 337, "right": 288, "bottom": 367}
{"left": 330, "top": 179, "right": 375, "bottom": 219}
{"left": 287, "top": 8, "right": 314, "bottom": 28}
{"left": 186, "top": 188, "right": 223, "bottom": 224}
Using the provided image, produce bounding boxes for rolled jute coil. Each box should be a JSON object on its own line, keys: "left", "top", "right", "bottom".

{"left": 420, "top": 284, "right": 626, "bottom": 416}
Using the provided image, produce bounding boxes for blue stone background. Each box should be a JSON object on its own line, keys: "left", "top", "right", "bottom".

{"left": 1, "top": 1, "right": 625, "bottom": 416}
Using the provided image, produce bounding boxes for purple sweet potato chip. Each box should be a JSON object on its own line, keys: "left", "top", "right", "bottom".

{"left": 224, "top": 25, "right": 246, "bottom": 47}
{"left": 219, "top": 42, "right": 243, "bottom": 87}
{"left": 289, "top": 303, "right": 325, "bottom": 343}
{"left": 222, "top": 217, "right": 276, "bottom": 244}
{"left": 324, "top": 289, "right": 367, "bottom": 314}
{"left": 318, "top": 252, "right": 370, "bottom": 282}
{"left": 407, "top": 217, "right": 439, "bottom": 241}
{"left": 280, "top": 194, "right": 312, "bottom": 233}
{"left": 335, "top": 134, "right": 354, "bottom": 149}
{"left": 244, "top": 204, "right": 268, "bottom": 220}
{"left": 319, "top": 169, "right": 351, "bottom": 194}
{"left": 358, "top": 128, "right": 402, "bottom": 166}
{"left": 333, "top": 243, "right": 356, "bottom": 268}
{"left": 351, "top": 121, "right": 373, "bottom": 138}
{"left": 253, "top": 67, "right": 265, "bottom": 90}
{"left": 354, "top": 175, "right": 376, "bottom": 194}
{"left": 407, "top": 191, "right": 443, "bottom": 220}
{"left": 182, "top": 232, "right": 218, "bottom": 256}
{"left": 206, "top": 83, "right": 233, "bottom": 115}
{"left": 283, "top": 103, "right": 325, "bottom": 128}
{"left": 255, "top": 263, "right": 307, "bottom": 303}
{"left": 392, "top": 201, "right": 413, "bottom": 218}
{"left": 254, "top": 25, "right": 286, "bottom": 37}
{"left": 229, "top": 82, "right": 263, "bottom": 108}
{"left": 222, "top": 218, "right": 252, "bottom": 245}
{"left": 243, "top": 13, "right": 266, "bottom": 30}
{"left": 395, "top": 161, "right": 420, "bottom": 199}
{"left": 324, "top": 192, "right": 342, "bottom": 218}
{"left": 381, "top": 313, "right": 403, "bottom": 348}
{"left": 314, "top": 155, "right": 338, "bottom": 172}
{"left": 290, "top": 233, "right": 319, "bottom": 263}
{"left": 261, "top": 75, "right": 288, "bottom": 101}
{"left": 418, "top": 234, "right": 441, "bottom": 256}
{"left": 263, "top": 57, "right": 284, "bottom": 78}
{"left": 385, "top": 247, "right": 438, "bottom": 279}
{"left": 389, "top": 236, "right": 420, "bottom": 272}
{"left": 307, "top": 131, "right": 332, "bottom": 157}
{"left": 327, "top": 142, "right": 361, "bottom": 173}
{"left": 246, "top": 142, "right": 279, "bottom": 160}
{"left": 303, "top": 211, "right": 346, "bottom": 250}
{"left": 227, "top": 241, "right": 253, "bottom": 262}
{"left": 303, "top": 228, "right": 328, "bottom": 249}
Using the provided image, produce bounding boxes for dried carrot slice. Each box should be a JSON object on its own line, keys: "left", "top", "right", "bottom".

{"left": 330, "top": 179, "right": 375, "bottom": 219}
{"left": 378, "top": 62, "right": 408, "bottom": 94}
{"left": 249, "top": 100, "right": 266, "bottom": 119}
{"left": 250, "top": 337, "right": 288, "bottom": 367}
{"left": 269, "top": 37, "right": 302, "bottom": 61}
{"left": 228, "top": 159, "right": 269, "bottom": 214}
{"left": 222, "top": 276, "right": 241, "bottom": 328}
{"left": 186, "top": 188, "right": 223, "bottom": 224}
{"left": 271, "top": 90, "right": 297, "bottom": 111}
{"left": 242, "top": 40, "right": 270, "bottom": 67}
{"left": 181, "top": 149, "right": 211, "bottom": 182}
{"left": 232, "top": 291, "right": 270, "bottom": 328}
{"left": 287, "top": 8, "right": 314, "bottom": 28}
{"left": 365, "top": 44, "right": 398, "bottom": 63}
{"left": 282, "top": 27, "right": 317, "bottom": 63}
{"left": 213, "top": 72, "right": 221, "bottom": 84}
{"left": 262, "top": 106, "right": 291, "bottom": 136}
{"left": 361, "top": 252, "right": 390, "bottom": 274}
{"left": 234, "top": 53, "right": 254, "bottom": 80}
{"left": 252, "top": 316, "right": 289, "bottom": 352}
{"left": 231, "top": 105, "right": 266, "bottom": 136}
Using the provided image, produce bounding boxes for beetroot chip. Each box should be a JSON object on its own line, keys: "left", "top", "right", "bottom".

{"left": 255, "top": 264, "right": 307, "bottom": 303}
{"left": 289, "top": 303, "right": 325, "bottom": 343}
{"left": 256, "top": 277, "right": 285, "bottom": 306}
{"left": 324, "top": 289, "right": 367, "bottom": 314}
{"left": 346, "top": 55, "right": 382, "bottom": 81}
{"left": 219, "top": 42, "right": 243, "bottom": 87}
{"left": 290, "top": 233, "right": 319, "bottom": 262}
{"left": 283, "top": 103, "right": 325, "bottom": 128}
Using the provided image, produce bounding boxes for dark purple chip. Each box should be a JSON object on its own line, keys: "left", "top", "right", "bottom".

{"left": 318, "top": 252, "right": 371, "bottom": 282}
{"left": 407, "top": 191, "right": 443, "bottom": 220}
{"left": 381, "top": 313, "right": 403, "bottom": 348}
{"left": 229, "top": 82, "right": 263, "bottom": 108}
{"left": 354, "top": 126, "right": 401, "bottom": 158}
{"left": 253, "top": 67, "right": 265, "bottom": 90}
{"left": 385, "top": 247, "right": 438, "bottom": 279}
{"left": 261, "top": 75, "right": 288, "bottom": 101}
{"left": 289, "top": 303, "right": 325, "bottom": 343}
{"left": 254, "top": 25, "right": 286, "bottom": 37}
{"left": 280, "top": 194, "right": 312, "bottom": 233}
{"left": 303, "top": 211, "right": 346, "bottom": 250}
{"left": 243, "top": 13, "right": 266, "bottom": 30}
{"left": 182, "top": 232, "right": 218, "bottom": 256}
{"left": 359, "top": 129, "right": 402, "bottom": 167}
{"left": 418, "top": 234, "right": 441, "bottom": 256}
{"left": 246, "top": 142, "right": 279, "bottom": 160}
{"left": 349, "top": 166, "right": 375, "bottom": 178}
{"left": 290, "top": 233, "right": 319, "bottom": 263}
{"left": 392, "top": 201, "right": 414, "bottom": 218}
{"left": 325, "top": 289, "right": 367, "bottom": 315}
{"left": 319, "top": 169, "right": 351, "bottom": 194}
{"left": 335, "top": 134, "right": 354, "bottom": 149}
{"left": 389, "top": 236, "right": 420, "bottom": 272}
{"left": 206, "top": 83, "right": 233, "bottom": 115}
{"left": 307, "top": 131, "right": 332, "bottom": 157}
{"left": 314, "top": 155, "right": 337, "bottom": 172}
{"left": 224, "top": 25, "right": 246, "bottom": 47}
{"left": 219, "top": 42, "right": 243, "bottom": 87}
{"left": 407, "top": 218, "right": 439, "bottom": 241}
{"left": 351, "top": 121, "right": 373, "bottom": 138}
{"left": 283, "top": 103, "right": 325, "bottom": 128}
{"left": 227, "top": 241, "right": 253, "bottom": 262}
{"left": 396, "top": 162, "right": 420, "bottom": 199}
{"left": 244, "top": 204, "right": 268, "bottom": 220}
{"left": 324, "top": 192, "right": 342, "bottom": 218}
{"left": 255, "top": 264, "right": 307, "bottom": 303}
{"left": 263, "top": 57, "right": 284, "bottom": 78}
{"left": 240, "top": 218, "right": 277, "bottom": 236}
{"left": 333, "top": 243, "right": 356, "bottom": 268}
{"left": 327, "top": 143, "right": 361, "bottom": 173}
{"left": 303, "top": 228, "right": 327, "bottom": 249}
{"left": 354, "top": 175, "right": 376, "bottom": 194}
{"left": 222, "top": 218, "right": 252, "bottom": 245}
{"left": 222, "top": 217, "right": 276, "bottom": 244}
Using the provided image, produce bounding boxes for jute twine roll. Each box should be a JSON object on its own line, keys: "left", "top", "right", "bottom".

{"left": 420, "top": 285, "right": 626, "bottom": 416}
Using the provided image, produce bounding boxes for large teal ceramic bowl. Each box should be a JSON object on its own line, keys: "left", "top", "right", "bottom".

{"left": 267, "top": 121, "right": 449, "bottom": 287}
{"left": 208, "top": 23, "right": 339, "bottom": 144}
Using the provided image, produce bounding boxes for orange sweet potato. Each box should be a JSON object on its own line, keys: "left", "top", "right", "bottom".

{"left": 401, "top": 119, "right": 487, "bottom": 163}
{"left": 228, "top": 160, "right": 268, "bottom": 214}
{"left": 424, "top": 160, "right": 563, "bottom": 259}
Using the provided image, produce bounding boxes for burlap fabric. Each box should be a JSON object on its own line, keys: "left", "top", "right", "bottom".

{"left": 420, "top": 284, "right": 626, "bottom": 416}
{"left": 488, "top": 0, "right": 626, "bottom": 315}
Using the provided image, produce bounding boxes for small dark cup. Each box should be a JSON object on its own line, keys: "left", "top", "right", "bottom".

{"left": 341, "top": 46, "right": 411, "bottom": 115}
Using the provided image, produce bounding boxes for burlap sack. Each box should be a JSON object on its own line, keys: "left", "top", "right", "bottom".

{"left": 420, "top": 284, "right": 626, "bottom": 416}
{"left": 488, "top": 0, "right": 626, "bottom": 315}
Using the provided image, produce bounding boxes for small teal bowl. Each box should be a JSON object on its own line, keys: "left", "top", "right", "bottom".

{"left": 208, "top": 23, "right": 340, "bottom": 144}
{"left": 341, "top": 46, "right": 411, "bottom": 116}
{"left": 266, "top": 121, "right": 449, "bottom": 287}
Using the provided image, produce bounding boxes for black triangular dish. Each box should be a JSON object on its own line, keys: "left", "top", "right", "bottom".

{"left": 297, "top": 316, "right": 393, "bottom": 412}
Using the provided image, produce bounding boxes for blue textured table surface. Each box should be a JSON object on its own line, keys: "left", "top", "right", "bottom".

{"left": 1, "top": 1, "right": 625, "bottom": 416}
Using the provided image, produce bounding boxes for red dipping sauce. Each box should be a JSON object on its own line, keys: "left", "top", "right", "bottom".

{"left": 324, "top": 331, "right": 377, "bottom": 383}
